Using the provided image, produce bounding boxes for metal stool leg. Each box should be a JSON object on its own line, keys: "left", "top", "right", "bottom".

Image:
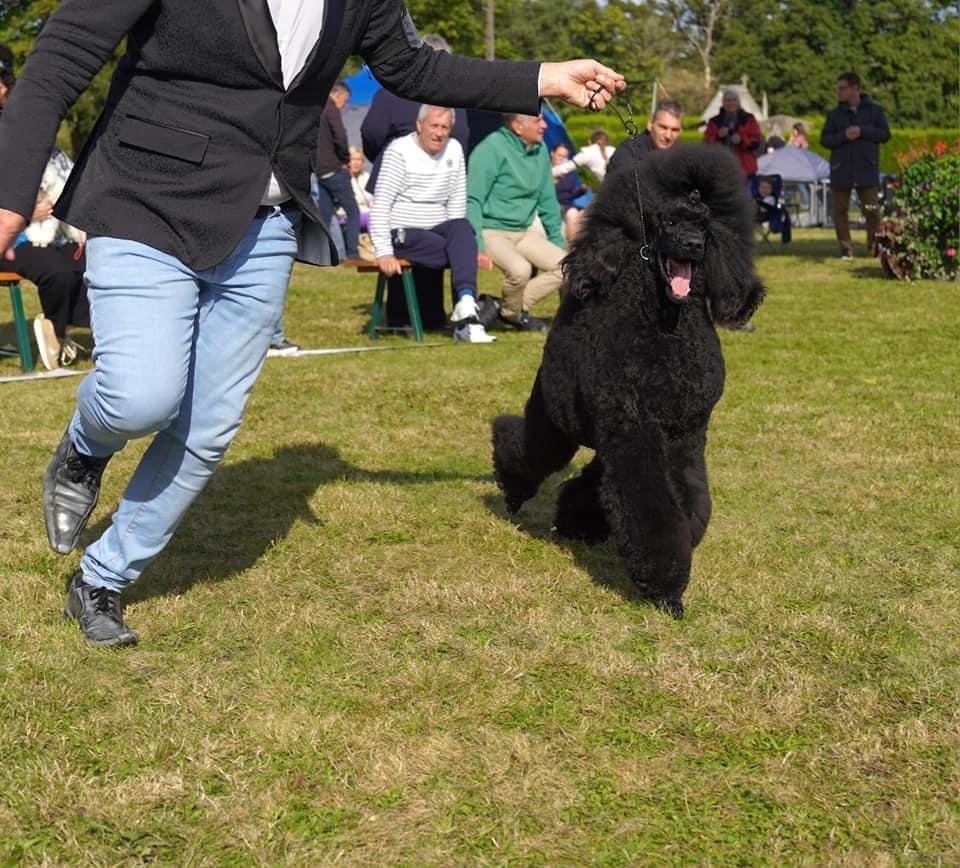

{"left": 401, "top": 269, "right": 424, "bottom": 342}
{"left": 368, "top": 272, "right": 387, "bottom": 339}
{"left": 8, "top": 281, "right": 34, "bottom": 372}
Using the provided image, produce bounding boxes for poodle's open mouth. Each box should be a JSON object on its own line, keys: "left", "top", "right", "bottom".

{"left": 662, "top": 257, "right": 695, "bottom": 302}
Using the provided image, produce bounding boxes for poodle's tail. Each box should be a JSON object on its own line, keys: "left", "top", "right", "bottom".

{"left": 491, "top": 415, "right": 543, "bottom": 513}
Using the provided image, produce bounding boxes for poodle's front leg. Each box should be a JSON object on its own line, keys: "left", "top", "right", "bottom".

{"left": 668, "top": 428, "right": 712, "bottom": 549}
{"left": 597, "top": 428, "right": 692, "bottom": 618}
{"left": 492, "top": 371, "right": 577, "bottom": 513}
{"left": 554, "top": 454, "right": 609, "bottom": 542}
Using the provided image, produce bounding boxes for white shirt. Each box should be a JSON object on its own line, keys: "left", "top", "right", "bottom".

{"left": 551, "top": 142, "right": 616, "bottom": 182}
{"left": 369, "top": 133, "right": 466, "bottom": 258}
{"left": 262, "top": 0, "right": 327, "bottom": 204}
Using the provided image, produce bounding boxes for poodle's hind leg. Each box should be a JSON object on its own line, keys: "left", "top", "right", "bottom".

{"left": 598, "top": 431, "right": 693, "bottom": 619}
{"left": 554, "top": 454, "right": 610, "bottom": 542}
{"left": 492, "top": 372, "right": 578, "bottom": 514}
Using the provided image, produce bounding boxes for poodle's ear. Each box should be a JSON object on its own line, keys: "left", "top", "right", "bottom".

{"left": 562, "top": 218, "right": 625, "bottom": 300}
{"left": 702, "top": 221, "right": 767, "bottom": 327}
{"left": 711, "top": 273, "right": 766, "bottom": 327}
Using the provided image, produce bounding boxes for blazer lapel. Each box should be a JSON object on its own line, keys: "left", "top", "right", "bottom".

{"left": 237, "top": 0, "right": 283, "bottom": 86}
{"left": 290, "top": 0, "right": 347, "bottom": 90}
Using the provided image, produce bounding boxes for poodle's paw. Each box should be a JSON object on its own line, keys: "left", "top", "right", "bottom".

{"left": 491, "top": 414, "right": 540, "bottom": 513}
{"left": 652, "top": 596, "right": 685, "bottom": 620}
{"left": 494, "top": 465, "right": 539, "bottom": 514}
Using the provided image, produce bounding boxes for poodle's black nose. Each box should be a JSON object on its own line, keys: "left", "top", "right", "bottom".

{"left": 680, "top": 233, "right": 705, "bottom": 257}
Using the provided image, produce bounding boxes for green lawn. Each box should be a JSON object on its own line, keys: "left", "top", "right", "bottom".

{"left": 1, "top": 229, "right": 957, "bottom": 864}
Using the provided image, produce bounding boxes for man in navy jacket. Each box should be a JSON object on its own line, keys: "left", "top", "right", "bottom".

{"left": 821, "top": 71, "right": 890, "bottom": 259}
{"left": 0, "top": 0, "right": 624, "bottom": 647}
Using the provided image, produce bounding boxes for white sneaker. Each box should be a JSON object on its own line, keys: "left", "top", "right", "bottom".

{"left": 453, "top": 323, "right": 496, "bottom": 343}
{"left": 450, "top": 295, "right": 479, "bottom": 324}
{"left": 33, "top": 315, "right": 61, "bottom": 371}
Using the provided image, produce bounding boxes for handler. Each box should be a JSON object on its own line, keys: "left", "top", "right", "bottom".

{"left": 0, "top": 0, "right": 624, "bottom": 647}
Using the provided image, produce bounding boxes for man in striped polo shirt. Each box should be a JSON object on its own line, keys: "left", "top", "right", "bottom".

{"left": 370, "top": 104, "right": 496, "bottom": 343}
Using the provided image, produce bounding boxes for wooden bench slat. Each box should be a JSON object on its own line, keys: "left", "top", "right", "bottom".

{"left": 354, "top": 258, "right": 411, "bottom": 273}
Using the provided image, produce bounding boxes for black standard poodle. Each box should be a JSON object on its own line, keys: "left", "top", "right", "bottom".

{"left": 491, "top": 144, "right": 765, "bottom": 618}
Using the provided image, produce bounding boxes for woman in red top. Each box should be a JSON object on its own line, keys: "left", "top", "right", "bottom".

{"left": 704, "top": 89, "right": 763, "bottom": 178}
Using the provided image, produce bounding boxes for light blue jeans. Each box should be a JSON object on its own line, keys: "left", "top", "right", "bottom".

{"left": 73, "top": 205, "right": 300, "bottom": 592}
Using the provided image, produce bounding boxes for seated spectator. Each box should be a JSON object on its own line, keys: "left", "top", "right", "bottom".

{"left": 360, "top": 34, "right": 470, "bottom": 193}
{"left": 360, "top": 34, "right": 470, "bottom": 325}
{"left": 788, "top": 122, "right": 809, "bottom": 149}
{"left": 550, "top": 129, "right": 615, "bottom": 183}
{"left": 551, "top": 143, "right": 589, "bottom": 240}
{"left": 0, "top": 53, "right": 88, "bottom": 370}
{"left": 466, "top": 112, "right": 566, "bottom": 332}
{"left": 370, "top": 104, "right": 495, "bottom": 343}
{"left": 348, "top": 146, "right": 374, "bottom": 233}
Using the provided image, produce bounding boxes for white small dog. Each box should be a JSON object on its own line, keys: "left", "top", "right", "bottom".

{"left": 24, "top": 148, "right": 85, "bottom": 247}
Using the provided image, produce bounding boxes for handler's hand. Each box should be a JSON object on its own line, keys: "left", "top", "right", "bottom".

{"left": 478, "top": 252, "right": 493, "bottom": 271}
{"left": 539, "top": 60, "right": 626, "bottom": 111}
{"left": 0, "top": 207, "right": 27, "bottom": 261}
{"left": 377, "top": 254, "right": 402, "bottom": 276}
{"left": 845, "top": 125, "right": 861, "bottom": 140}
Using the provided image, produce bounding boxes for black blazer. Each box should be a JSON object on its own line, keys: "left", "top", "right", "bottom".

{"left": 0, "top": 0, "right": 540, "bottom": 269}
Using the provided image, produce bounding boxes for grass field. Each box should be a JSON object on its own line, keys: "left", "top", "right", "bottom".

{"left": 1, "top": 228, "right": 957, "bottom": 864}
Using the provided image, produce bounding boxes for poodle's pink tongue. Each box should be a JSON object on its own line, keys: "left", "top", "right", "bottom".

{"left": 669, "top": 259, "right": 692, "bottom": 297}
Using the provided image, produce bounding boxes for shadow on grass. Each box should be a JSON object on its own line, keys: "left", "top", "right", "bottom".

{"left": 79, "top": 441, "right": 482, "bottom": 604}
{"left": 481, "top": 485, "right": 652, "bottom": 610}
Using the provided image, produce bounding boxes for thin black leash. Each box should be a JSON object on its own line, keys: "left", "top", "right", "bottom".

{"left": 590, "top": 83, "right": 652, "bottom": 261}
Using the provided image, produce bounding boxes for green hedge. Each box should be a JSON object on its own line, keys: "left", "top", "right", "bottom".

{"left": 562, "top": 111, "right": 958, "bottom": 177}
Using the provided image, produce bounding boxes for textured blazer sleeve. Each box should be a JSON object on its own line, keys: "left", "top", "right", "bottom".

{"left": 0, "top": 0, "right": 155, "bottom": 218}
{"left": 357, "top": 0, "right": 541, "bottom": 115}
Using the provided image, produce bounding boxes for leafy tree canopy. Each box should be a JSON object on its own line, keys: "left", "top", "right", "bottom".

{"left": 1, "top": 0, "right": 955, "bottom": 152}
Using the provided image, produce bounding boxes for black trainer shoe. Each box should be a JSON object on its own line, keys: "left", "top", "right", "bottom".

{"left": 43, "top": 429, "right": 111, "bottom": 555}
{"left": 476, "top": 294, "right": 502, "bottom": 330}
{"left": 63, "top": 571, "right": 138, "bottom": 647}
{"left": 498, "top": 310, "right": 548, "bottom": 333}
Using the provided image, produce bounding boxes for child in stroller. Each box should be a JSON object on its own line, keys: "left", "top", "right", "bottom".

{"left": 751, "top": 174, "right": 792, "bottom": 244}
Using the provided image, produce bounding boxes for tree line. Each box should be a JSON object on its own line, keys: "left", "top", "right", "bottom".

{"left": 1, "top": 0, "right": 957, "bottom": 153}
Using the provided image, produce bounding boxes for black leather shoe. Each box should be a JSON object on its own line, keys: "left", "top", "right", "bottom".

{"left": 499, "top": 310, "right": 548, "bottom": 333}
{"left": 43, "top": 430, "right": 111, "bottom": 554}
{"left": 63, "top": 571, "right": 138, "bottom": 647}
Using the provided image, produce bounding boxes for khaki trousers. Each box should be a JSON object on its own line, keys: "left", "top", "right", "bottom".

{"left": 482, "top": 223, "right": 565, "bottom": 321}
{"left": 832, "top": 186, "right": 880, "bottom": 254}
